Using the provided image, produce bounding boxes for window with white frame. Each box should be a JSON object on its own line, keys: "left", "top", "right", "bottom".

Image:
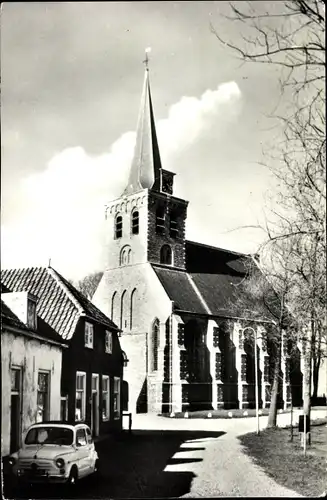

{"left": 75, "top": 372, "right": 86, "bottom": 421}
{"left": 36, "top": 371, "right": 50, "bottom": 422}
{"left": 105, "top": 331, "right": 113, "bottom": 354}
{"left": 85, "top": 322, "right": 94, "bottom": 348}
{"left": 102, "top": 376, "right": 110, "bottom": 421}
{"left": 113, "top": 377, "right": 121, "bottom": 420}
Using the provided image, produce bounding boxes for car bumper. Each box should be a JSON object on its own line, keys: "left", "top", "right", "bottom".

{"left": 17, "top": 470, "right": 68, "bottom": 483}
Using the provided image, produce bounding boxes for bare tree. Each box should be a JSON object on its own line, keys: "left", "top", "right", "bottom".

{"left": 74, "top": 271, "right": 103, "bottom": 300}
{"left": 212, "top": 1, "right": 326, "bottom": 419}
{"left": 230, "top": 255, "right": 296, "bottom": 427}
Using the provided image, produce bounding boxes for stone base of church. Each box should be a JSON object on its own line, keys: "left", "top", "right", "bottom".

{"left": 142, "top": 379, "right": 295, "bottom": 414}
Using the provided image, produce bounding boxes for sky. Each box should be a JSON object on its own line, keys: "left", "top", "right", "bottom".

{"left": 1, "top": 1, "right": 287, "bottom": 281}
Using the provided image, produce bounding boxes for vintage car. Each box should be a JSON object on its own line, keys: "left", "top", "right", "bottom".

{"left": 8, "top": 421, "right": 99, "bottom": 485}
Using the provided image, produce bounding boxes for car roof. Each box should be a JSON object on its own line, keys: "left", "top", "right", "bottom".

{"left": 28, "top": 421, "right": 89, "bottom": 429}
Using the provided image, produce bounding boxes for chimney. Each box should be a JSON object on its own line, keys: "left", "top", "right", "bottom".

{"left": 2, "top": 291, "right": 38, "bottom": 330}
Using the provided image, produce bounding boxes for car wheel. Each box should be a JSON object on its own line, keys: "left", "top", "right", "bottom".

{"left": 67, "top": 466, "right": 78, "bottom": 486}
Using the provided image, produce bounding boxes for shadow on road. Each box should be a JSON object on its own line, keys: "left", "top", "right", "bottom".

{"left": 3, "top": 429, "right": 226, "bottom": 499}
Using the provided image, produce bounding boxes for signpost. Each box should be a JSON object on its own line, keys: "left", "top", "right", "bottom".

{"left": 254, "top": 327, "right": 259, "bottom": 435}
{"left": 299, "top": 414, "right": 310, "bottom": 455}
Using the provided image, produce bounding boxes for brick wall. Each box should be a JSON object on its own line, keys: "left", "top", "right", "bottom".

{"left": 147, "top": 191, "right": 188, "bottom": 268}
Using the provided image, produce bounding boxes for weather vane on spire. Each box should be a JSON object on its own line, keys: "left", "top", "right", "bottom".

{"left": 143, "top": 47, "right": 151, "bottom": 70}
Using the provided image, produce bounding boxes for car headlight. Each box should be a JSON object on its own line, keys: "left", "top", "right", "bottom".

{"left": 8, "top": 457, "right": 16, "bottom": 466}
{"left": 55, "top": 458, "right": 65, "bottom": 469}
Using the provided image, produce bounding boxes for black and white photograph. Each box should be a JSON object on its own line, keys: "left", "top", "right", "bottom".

{"left": 1, "top": 1, "right": 326, "bottom": 498}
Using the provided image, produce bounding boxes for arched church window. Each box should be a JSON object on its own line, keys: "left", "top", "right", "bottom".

{"left": 131, "top": 210, "right": 139, "bottom": 235}
{"left": 115, "top": 214, "right": 123, "bottom": 239}
{"left": 120, "top": 245, "right": 132, "bottom": 266}
{"left": 130, "top": 288, "right": 137, "bottom": 330}
{"left": 160, "top": 245, "right": 172, "bottom": 265}
{"left": 151, "top": 318, "right": 160, "bottom": 372}
{"left": 120, "top": 290, "right": 129, "bottom": 330}
{"left": 169, "top": 211, "right": 178, "bottom": 238}
{"left": 156, "top": 206, "right": 165, "bottom": 235}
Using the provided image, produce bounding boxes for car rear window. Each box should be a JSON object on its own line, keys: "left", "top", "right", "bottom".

{"left": 25, "top": 426, "right": 73, "bottom": 446}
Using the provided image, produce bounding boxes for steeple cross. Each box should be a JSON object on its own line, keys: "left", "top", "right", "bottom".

{"left": 143, "top": 47, "right": 151, "bottom": 70}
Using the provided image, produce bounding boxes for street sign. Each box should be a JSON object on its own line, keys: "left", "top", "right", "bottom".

{"left": 298, "top": 415, "right": 310, "bottom": 433}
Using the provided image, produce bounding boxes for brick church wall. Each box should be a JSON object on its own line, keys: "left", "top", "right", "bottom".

{"left": 147, "top": 192, "right": 188, "bottom": 269}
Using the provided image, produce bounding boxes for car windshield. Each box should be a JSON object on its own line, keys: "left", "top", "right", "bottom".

{"left": 25, "top": 426, "right": 73, "bottom": 446}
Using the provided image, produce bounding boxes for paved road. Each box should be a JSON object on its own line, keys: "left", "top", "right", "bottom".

{"left": 4, "top": 409, "right": 325, "bottom": 498}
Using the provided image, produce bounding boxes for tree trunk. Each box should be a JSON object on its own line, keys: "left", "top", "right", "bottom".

{"left": 312, "top": 354, "right": 321, "bottom": 400}
{"left": 267, "top": 349, "right": 280, "bottom": 428}
{"left": 312, "top": 325, "right": 322, "bottom": 400}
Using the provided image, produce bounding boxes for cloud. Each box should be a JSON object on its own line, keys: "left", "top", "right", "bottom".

{"left": 1, "top": 81, "right": 242, "bottom": 280}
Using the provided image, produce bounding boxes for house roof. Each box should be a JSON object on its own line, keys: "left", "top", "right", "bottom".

{"left": 1, "top": 266, "right": 119, "bottom": 341}
{"left": 1, "top": 299, "right": 66, "bottom": 346}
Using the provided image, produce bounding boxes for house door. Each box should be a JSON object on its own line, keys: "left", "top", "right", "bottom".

{"left": 91, "top": 374, "right": 99, "bottom": 437}
{"left": 10, "top": 395, "right": 20, "bottom": 453}
{"left": 10, "top": 368, "right": 22, "bottom": 453}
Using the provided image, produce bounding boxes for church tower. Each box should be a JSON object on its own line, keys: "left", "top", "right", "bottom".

{"left": 104, "top": 57, "right": 188, "bottom": 274}
{"left": 93, "top": 53, "right": 189, "bottom": 414}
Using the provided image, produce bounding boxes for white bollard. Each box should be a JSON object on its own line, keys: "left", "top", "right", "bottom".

{"left": 170, "top": 412, "right": 175, "bottom": 418}
{"left": 208, "top": 412, "right": 212, "bottom": 418}
{"left": 243, "top": 411, "right": 248, "bottom": 416}
{"left": 228, "top": 411, "right": 233, "bottom": 418}
{"left": 184, "top": 412, "right": 189, "bottom": 418}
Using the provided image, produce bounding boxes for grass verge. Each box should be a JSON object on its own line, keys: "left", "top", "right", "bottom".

{"left": 239, "top": 420, "right": 327, "bottom": 497}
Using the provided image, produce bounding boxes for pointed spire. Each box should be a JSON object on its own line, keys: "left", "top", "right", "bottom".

{"left": 123, "top": 49, "right": 162, "bottom": 196}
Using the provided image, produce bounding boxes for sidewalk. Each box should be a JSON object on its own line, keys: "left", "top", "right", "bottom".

{"left": 94, "top": 407, "right": 326, "bottom": 444}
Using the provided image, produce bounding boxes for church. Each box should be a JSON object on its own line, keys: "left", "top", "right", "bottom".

{"left": 92, "top": 60, "right": 302, "bottom": 415}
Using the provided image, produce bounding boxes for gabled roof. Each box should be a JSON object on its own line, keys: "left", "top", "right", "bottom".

{"left": 185, "top": 240, "right": 248, "bottom": 275}
{"left": 152, "top": 241, "right": 277, "bottom": 322}
{"left": 1, "top": 266, "right": 119, "bottom": 340}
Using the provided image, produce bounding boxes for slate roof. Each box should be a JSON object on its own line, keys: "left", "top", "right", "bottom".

{"left": 152, "top": 266, "right": 208, "bottom": 314}
{"left": 1, "top": 267, "right": 119, "bottom": 341}
{"left": 152, "top": 240, "right": 277, "bottom": 321}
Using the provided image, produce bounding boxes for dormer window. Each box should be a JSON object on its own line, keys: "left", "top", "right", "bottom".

{"left": 160, "top": 244, "right": 172, "bottom": 265}
{"left": 169, "top": 212, "right": 178, "bottom": 238}
{"left": 27, "top": 299, "right": 37, "bottom": 330}
{"left": 85, "top": 322, "right": 94, "bottom": 348}
{"left": 156, "top": 206, "right": 165, "bottom": 235}
{"left": 115, "top": 214, "right": 123, "bottom": 239}
{"left": 131, "top": 210, "right": 139, "bottom": 235}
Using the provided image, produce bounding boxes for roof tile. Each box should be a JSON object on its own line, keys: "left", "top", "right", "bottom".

{"left": 1, "top": 266, "right": 118, "bottom": 341}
